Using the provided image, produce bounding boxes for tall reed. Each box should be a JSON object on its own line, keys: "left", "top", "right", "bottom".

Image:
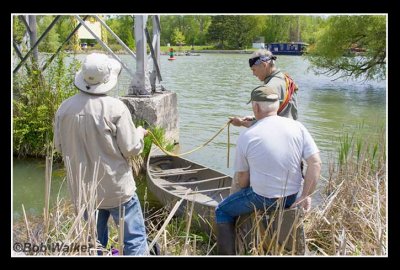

{"left": 305, "top": 126, "right": 386, "bottom": 255}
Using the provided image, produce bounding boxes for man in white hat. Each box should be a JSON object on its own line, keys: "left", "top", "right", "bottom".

{"left": 54, "top": 53, "right": 149, "bottom": 255}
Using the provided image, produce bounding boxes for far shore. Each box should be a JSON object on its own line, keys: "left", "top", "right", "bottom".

{"left": 52, "top": 49, "right": 255, "bottom": 55}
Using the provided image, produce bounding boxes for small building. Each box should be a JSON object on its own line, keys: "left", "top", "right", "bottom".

{"left": 252, "top": 36, "right": 265, "bottom": 49}
{"left": 252, "top": 42, "right": 265, "bottom": 49}
{"left": 266, "top": 42, "right": 308, "bottom": 55}
{"left": 77, "top": 17, "right": 102, "bottom": 48}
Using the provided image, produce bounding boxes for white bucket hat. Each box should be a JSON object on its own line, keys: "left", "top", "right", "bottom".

{"left": 74, "top": 53, "right": 122, "bottom": 94}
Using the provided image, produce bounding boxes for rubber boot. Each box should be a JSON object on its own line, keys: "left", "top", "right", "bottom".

{"left": 217, "top": 223, "right": 236, "bottom": 255}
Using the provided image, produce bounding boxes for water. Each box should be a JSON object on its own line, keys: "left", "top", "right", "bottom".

{"left": 12, "top": 53, "right": 386, "bottom": 218}
{"left": 12, "top": 159, "right": 67, "bottom": 220}
{"left": 146, "top": 54, "right": 385, "bottom": 177}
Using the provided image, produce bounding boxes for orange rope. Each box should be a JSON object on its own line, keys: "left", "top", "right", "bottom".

{"left": 278, "top": 73, "right": 298, "bottom": 114}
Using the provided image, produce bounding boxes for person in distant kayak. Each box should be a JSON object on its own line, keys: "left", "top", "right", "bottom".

{"left": 229, "top": 49, "right": 300, "bottom": 194}
{"left": 215, "top": 85, "right": 321, "bottom": 255}
{"left": 54, "top": 53, "right": 149, "bottom": 256}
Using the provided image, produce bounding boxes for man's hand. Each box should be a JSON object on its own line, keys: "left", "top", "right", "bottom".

{"left": 229, "top": 116, "right": 243, "bottom": 127}
{"left": 137, "top": 126, "right": 148, "bottom": 137}
{"left": 229, "top": 116, "right": 255, "bottom": 127}
{"left": 290, "top": 196, "right": 312, "bottom": 212}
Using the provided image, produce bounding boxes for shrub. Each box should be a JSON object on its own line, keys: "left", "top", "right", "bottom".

{"left": 13, "top": 52, "right": 80, "bottom": 157}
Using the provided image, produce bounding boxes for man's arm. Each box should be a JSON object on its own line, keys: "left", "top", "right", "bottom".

{"left": 116, "top": 109, "right": 147, "bottom": 158}
{"left": 229, "top": 116, "right": 255, "bottom": 128}
{"left": 291, "top": 153, "right": 321, "bottom": 211}
{"left": 237, "top": 171, "right": 250, "bottom": 188}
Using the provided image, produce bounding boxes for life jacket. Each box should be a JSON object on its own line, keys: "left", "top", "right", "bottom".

{"left": 277, "top": 73, "right": 298, "bottom": 114}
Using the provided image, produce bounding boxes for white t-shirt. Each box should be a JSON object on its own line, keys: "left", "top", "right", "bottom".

{"left": 234, "top": 115, "right": 319, "bottom": 198}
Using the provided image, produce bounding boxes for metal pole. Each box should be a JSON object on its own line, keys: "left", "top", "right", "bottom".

{"left": 131, "top": 15, "right": 150, "bottom": 95}
{"left": 18, "top": 15, "right": 31, "bottom": 34}
{"left": 13, "top": 40, "right": 31, "bottom": 75}
{"left": 152, "top": 15, "right": 161, "bottom": 84}
{"left": 145, "top": 28, "right": 162, "bottom": 82}
{"left": 28, "top": 15, "right": 39, "bottom": 65}
{"left": 74, "top": 15, "right": 134, "bottom": 78}
{"left": 13, "top": 15, "right": 61, "bottom": 74}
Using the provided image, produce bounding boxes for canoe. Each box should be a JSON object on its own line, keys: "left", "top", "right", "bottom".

{"left": 167, "top": 57, "right": 176, "bottom": 61}
{"left": 146, "top": 146, "right": 232, "bottom": 226}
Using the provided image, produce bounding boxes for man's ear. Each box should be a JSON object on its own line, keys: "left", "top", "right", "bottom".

{"left": 253, "top": 102, "right": 259, "bottom": 115}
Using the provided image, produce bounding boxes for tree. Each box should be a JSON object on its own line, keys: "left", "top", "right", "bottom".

{"left": 13, "top": 15, "right": 26, "bottom": 44}
{"left": 37, "top": 15, "right": 60, "bottom": 53}
{"left": 105, "top": 15, "right": 135, "bottom": 49}
{"left": 171, "top": 28, "right": 185, "bottom": 46}
{"left": 225, "top": 16, "right": 265, "bottom": 49}
{"left": 207, "top": 16, "right": 229, "bottom": 49}
{"left": 193, "top": 15, "right": 211, "bottom": 45}
{"left": 306, "top": 15, "right": 386, "bottom": 81}
{"left": 263, "top": 16, "right": 293, "bottom": 43}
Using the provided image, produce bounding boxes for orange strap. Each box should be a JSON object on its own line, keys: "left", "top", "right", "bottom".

{"left": 278, "top": 73, "right": 298, "bottom": 114}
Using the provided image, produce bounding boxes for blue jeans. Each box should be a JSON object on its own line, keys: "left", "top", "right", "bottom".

{"left": 215, "top": 187, "right": 297, "bottom": 224}
{"left": 97, "top": 193, "right": 148, "bottom": 255}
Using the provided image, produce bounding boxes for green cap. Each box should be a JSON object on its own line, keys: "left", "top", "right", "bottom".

{"left": 247, "top": 85, "right": 279, "bottom": 104}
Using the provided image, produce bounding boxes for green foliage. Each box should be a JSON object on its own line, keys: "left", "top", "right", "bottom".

{"left": 105, "top": 15, "right": 135, "bottom": 50}
{"left": 207, "top": 16, "right": 229, "bottom": 49}
{"left": 13, "top": 15, "right": 26, "bottom": 45}
{"left": 171, "top": 28, "right": 186, "bottom": 46}
{"left": 133, "top": 120, "right": 175, "bottom": 160}
{"left": 224, "top": 16, "right": 264, "bottom": 49}
{"left": 305, "top": 15, "right": 386, "bottom": 81}
{"left": 37, "top": 16, "right": 61, "bottom": 53}
{"left": 55, "top": 16, "right": 77, "bottom": 49}
{"left": 13, "top": 52, "right": 80, "bottom": 157}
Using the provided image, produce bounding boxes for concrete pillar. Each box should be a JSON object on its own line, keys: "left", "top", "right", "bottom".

{"left": 120, "top": 91, "right": 179, "bottom": 144}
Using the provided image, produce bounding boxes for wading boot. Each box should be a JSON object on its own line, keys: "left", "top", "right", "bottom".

{"left": 217, "top": 223, "right": 236, "bottom": 255}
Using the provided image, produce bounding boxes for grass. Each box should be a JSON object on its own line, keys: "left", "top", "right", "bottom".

{"left": 160, "top": 45, "right": 214, "bottom": 53}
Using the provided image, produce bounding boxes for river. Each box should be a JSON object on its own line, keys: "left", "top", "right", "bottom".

{"left": 12, "top": 53, "right": 386, "bottom": 219}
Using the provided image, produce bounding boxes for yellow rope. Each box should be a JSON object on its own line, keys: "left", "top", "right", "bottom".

{"left": 227, "top": 122, "right": 230, "bottom": 168}
{"left": 147, "top": 121, "right": 231, "bottom": 167}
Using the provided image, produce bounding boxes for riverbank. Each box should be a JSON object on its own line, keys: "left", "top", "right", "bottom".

{"left": 61, "top": 48, "right": 256, "bottom": 55}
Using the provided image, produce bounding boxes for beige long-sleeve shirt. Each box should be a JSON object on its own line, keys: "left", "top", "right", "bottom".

{"left": 54, "top": 92, "right": 144, "bottom": 209}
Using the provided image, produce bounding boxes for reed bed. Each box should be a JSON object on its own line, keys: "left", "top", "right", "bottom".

{"left": 304, "top": 127, "right": 386, "bottom": 255}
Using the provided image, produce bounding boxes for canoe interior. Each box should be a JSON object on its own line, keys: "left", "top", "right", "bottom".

{"left": 146, "top": 149, "right": 232, "bottom": 222}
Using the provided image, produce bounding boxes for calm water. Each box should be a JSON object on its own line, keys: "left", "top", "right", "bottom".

{"left": 12, "top": 53, "right": 386, "bottom": 218}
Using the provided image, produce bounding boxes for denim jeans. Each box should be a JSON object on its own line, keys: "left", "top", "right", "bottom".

{"left": 97, "top": 193, "right": 148, "bottom": 255}
{"left": 215, "top": 187, "right": 297, "bottom": 224}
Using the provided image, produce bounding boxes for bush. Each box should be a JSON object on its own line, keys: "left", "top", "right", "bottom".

{"left": 13, "top": 52, "right": 80, "bottom": 157}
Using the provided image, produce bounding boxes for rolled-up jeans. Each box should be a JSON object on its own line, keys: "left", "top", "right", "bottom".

{"left": 97, "top": 193, "right": 148, "bottom": 255}
{"left": 215, "top": 187, "right": 297, "bottom": 224}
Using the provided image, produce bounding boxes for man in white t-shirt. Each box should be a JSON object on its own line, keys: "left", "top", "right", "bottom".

{"left": 215, "top": 85, "right": 321, "bottom": 255}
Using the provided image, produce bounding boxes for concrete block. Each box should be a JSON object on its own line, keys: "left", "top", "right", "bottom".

{"left": 120, "top": 91, "right": 179, "bottom": 144}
